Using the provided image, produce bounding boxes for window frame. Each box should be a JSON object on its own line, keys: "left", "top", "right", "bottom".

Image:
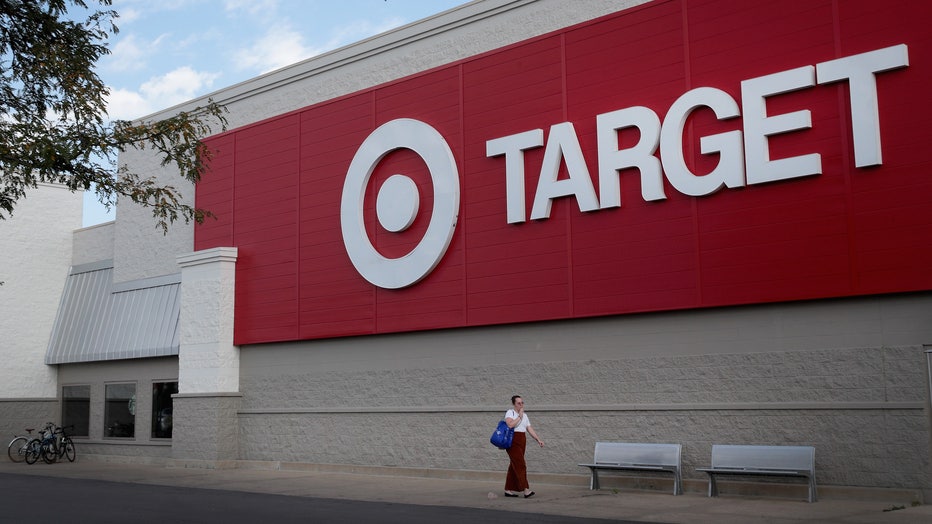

{"left": 103, "top": 381, "right": 137, "bottom": 439}
{"left": 150, "top": 380, "right": 178, "bottom": 439}
{"left": 61, "top": 384, "right": 91, "bottom": 438}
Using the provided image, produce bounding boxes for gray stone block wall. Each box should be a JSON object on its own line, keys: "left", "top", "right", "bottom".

{"left": 0, "top": 399, "right": 57, "bottom": 443}
{"left": 238, "top": 408, "right": 929, "bottom": 489}
{"left": 237, "top": 345, "right": 931, "bottom": 490}
{"left": 240, "top": 346, "right": 928, "bottom": 409}
{"left": 172, "top": 394, "right": 241, "bottom": 461}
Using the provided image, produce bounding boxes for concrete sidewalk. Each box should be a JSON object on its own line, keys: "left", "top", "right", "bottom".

{"left": 1, "top": 459, "right": 929, "bottom": 523}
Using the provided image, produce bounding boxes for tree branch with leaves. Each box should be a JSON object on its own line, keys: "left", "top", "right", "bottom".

{"left": 0, "top": 0, "right": 227, "bottom": 233}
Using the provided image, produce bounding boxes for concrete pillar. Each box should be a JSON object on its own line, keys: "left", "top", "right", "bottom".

{"left": 173, "top": 247, "right": 241, "bottom": 464}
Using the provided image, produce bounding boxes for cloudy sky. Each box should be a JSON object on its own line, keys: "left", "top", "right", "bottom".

{"left": 84, "top": 0, "right": 468, "bottom": 226}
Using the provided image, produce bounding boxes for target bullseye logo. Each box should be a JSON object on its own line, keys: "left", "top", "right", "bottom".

{"left": 341, "top": 119, "right": 460, "bottom": 289}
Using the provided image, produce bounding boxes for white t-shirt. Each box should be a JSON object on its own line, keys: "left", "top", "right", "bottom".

{"left": 505, "top": 409, "right": 530, "bottom": 432}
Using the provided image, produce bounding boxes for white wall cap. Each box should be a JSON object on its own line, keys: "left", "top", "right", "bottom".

{"left": 177, "top": 247, "right": 239, "bottom": 269}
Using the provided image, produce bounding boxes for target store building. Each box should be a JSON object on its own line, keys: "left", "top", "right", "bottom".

{"left": 4, "top": 0, "right": 932, "bottom": 500}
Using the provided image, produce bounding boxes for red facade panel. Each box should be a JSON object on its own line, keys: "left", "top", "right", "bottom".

{"left": 462, "top": 34, "right": 570, "bottom": 325}
{"left": 195, "top": 0, "right": 932, "bottom": 345}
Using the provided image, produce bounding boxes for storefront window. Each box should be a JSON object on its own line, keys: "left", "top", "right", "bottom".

{"left": 61, "top": 385, "right": 90, "bottom": 437}
{"left": 104, "top": 383, "right": 136, "bottom": 438}
{"left": 151, "top": 381, "right": 177, "bottom": 439}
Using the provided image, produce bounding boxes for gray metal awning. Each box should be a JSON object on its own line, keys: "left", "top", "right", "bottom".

{"left": 45, "top": 261, "right": 181, "bottom": 364}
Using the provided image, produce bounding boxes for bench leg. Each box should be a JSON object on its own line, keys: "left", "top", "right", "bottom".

{"left": 674, "top": 471, "right": 683, "bottom": 496}
{"left": 707, "top": 474, "right": 718, "bottom": 497}
{"left": 590, "top": 469, "right": 601, "bottom": 490}
{"left": 808, "top": 477, "right": 817, "bottom": 503}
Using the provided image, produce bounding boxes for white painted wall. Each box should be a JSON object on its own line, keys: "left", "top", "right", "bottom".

{"left": 0, "top": 183, "right": 82, "bottom": 398}
{"left": 72, "top": 221, "right": 115, "bottom": 266}
{"left": 112, "top": 146, "right": 193, "bottom": 284}
{"left": 176, "top": 248, "right": 239, "bottom": 394}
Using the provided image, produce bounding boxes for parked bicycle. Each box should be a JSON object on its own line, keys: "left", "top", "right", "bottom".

{"left": 38, "top": 423, "right": 75, "bottom": 464}
{"left": 6, "top": 427, "right": 38, "bottom": 463}
{"left": 24, "top": 436, "right": 42, "bottom": 464}
{"left": 22, "top": 424, "right": 51, "bottom": 464}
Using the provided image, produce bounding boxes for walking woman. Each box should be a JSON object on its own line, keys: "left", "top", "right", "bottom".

{"left": 503, "top": 395, "right": 544, "bottom": 498}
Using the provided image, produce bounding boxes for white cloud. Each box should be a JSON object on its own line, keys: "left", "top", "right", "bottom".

{"left": 139, "top": 66, "right": 220, "bottom": 107}
{"left": 231, "top": 15, "right": 411, "bottom": 76}
{"left": 106, "top": 66, "right": 220, "bottom": 120}
{"left": 117, "top": 7, "right": 142, "bottom": 23}
{"left": 223, "top": 0, "right": 278, "bottom": 18}
{"left": 234, "top": 25, "right": 316, "bottom": 74}
{"left": 106, "top": 34, "right": 149, "bottom": 72}
{"left": 104, "top": 31, "right": 175, "bottom": 72}
{"left": 106, "top": 87, "right": 152, "bottom": 120}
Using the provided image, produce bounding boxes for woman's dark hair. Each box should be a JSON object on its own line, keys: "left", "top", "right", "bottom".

{"left": 511, "top": 395, "right": 522, "bottom": 405}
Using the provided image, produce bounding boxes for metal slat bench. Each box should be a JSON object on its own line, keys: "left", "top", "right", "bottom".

{"left": 696, "top": 444, "right": 817, "bottom": 503}
{"left": 578, "top": 442, "right": 683, "bottom": 495}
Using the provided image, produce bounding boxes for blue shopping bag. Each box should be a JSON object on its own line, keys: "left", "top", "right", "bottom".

{"left": 490, "top": 419, "right": 514, "bottom": 449}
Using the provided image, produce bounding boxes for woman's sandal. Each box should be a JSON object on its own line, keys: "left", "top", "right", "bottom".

{"left": 504, "top": 491, "right": 519, "bottom": 497}
{"left": 524, "top": 491, "right": 535, "bottom": 498}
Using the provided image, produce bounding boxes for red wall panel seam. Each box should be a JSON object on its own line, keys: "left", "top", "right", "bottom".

{"left": 231, "top": 133, "right": 236, "bottom": 243}
{"left": 296, "top": 112, "right": 302, "bottom": 336}
{"left": 831, "top": 0, "right": 859, "bottom": 292}
{"left": 560, "top": 31, "right": 576, "bottom": 315}
{"left": 459, "top": 62, "right": 469, "bottom": 324}
{"left": 682, "top": 0, "right": 704, "bottom": 306}
{"left": 370, "top": 88, "right": 379, "bottom": 334}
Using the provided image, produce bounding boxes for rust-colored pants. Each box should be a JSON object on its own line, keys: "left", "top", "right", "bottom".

{"left": 505, "top": 431, "right": 528, "bottom": 491}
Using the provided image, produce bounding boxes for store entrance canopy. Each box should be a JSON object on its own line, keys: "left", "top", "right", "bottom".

{"left": 45, "top": 261, "right": 180, "bottom": 364}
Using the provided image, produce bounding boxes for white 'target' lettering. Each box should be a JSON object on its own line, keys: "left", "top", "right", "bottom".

{"left": 816, "top": 44, "right": 909, "bottom": 167}
{"left": 486, "top": 44, "right": 909, "bottom": 224}
{"left": 597, "top": 106, "right": 665, "bottom": 208}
